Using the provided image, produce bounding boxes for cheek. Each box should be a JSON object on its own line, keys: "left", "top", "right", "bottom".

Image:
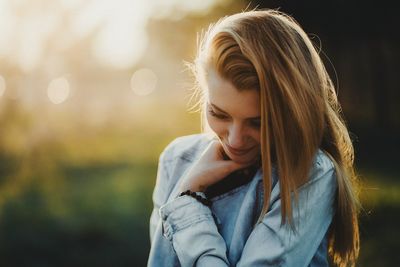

{"left": 254, "top": 132, "right": 261, "bottom": 145}
{"left": 253, "top": 130, "right": 261, "bottom": 144}
{"left": 206, "top": 114, "right": 226, "bottom": 135}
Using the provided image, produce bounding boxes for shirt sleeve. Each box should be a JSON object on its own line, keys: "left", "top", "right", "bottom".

{"left": 149, "top": 149, "right": 170, "bottom": 244}
{"left": 158, "top": 153, "right": 337, "bottom": 267}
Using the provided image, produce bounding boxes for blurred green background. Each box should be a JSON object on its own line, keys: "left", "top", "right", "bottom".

{"left": 0, "top": 0, "right": 399, "bottom": 266}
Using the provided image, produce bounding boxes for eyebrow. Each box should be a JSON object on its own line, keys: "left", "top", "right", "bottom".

{"left": 209, "top": 103, "right": 261, "bottom": 120}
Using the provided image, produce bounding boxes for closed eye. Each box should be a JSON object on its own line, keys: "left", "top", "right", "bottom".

{"left": 208, "top": 108, "right": 228, "bottom": 119}
{"left": 208, "top": 107, "right": 261, "bottom": 129}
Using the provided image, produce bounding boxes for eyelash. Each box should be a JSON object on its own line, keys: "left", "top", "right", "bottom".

{"left": 208, "top": 108, "right": 227, "bottom": 119}
{"left": 207, "top": 108, "right": 261, "bottom": 128}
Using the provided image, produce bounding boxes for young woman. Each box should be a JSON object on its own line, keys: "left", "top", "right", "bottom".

{"left": 148, "top": 9, "right": 360, "bottom": 267}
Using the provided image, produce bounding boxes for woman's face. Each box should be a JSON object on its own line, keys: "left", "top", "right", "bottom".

{"left": 205, "top": 69, "right": 261, "bottom": 164}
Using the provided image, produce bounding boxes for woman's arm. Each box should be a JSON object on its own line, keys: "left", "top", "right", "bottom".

{"left": 149, "top": 150, "right": 166, "bottom": 244}
{"left": 159, "top": 153, "right": 336, "bottom": 266}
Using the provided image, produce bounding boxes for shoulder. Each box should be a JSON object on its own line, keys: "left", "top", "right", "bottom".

{"left": 160, "top": 132, "right": 215, "bottom": 163}
{"left": 304, "top": 148, "right": 337, "bottom": 189}
{"left": 313, "top": 149, "right": 335, "bottom": 176}
{"left": 315, "top": 149, "right": 335, "bottom": 170}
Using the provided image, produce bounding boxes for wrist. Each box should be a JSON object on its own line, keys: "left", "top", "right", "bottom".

{"left": 179, "top": 185, "right": 205, "bottom": 193}
{"left": 178, "top": 190, "right": 211, "bottom": 207}
{"left": 179, "top": 180, "right": 206, "bottom": 193}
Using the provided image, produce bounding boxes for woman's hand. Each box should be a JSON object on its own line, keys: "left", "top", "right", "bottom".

{"left": 178, "top": 140, "right": 255, "bottom": 192}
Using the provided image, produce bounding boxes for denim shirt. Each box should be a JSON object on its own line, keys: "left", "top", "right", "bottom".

{"left": 148, "top": 133, "right": 337, "bottom": 267}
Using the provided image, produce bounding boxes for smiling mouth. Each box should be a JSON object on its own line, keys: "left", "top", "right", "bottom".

{"left": 226, "top": 144, "right": 253, "bottom": 156}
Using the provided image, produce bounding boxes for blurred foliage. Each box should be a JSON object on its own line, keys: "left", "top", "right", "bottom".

{"left": 0, "top": 99, "right": 200, "bottom": 266}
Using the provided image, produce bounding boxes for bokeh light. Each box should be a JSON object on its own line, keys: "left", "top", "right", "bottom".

{"left": 130, "top": 68, "right": 158, "bottom": 96}
{"left": 47, "top": 77, "right": 70, "bottom": 104}
{"left": 89, "top": 1, "right": 150, "bottom": 69}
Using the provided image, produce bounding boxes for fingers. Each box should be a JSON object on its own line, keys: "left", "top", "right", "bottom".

{"left": 207, "top": 140, "right": 228, "bottom": 160}
{"left": 223, "top": 160, "right": 249, "bottom": 173}
{"left": 216, "top": 143, "right": 231, "bottom": 160}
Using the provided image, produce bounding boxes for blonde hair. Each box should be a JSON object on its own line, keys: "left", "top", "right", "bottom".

{"left": 188, "top": 9, "right": 360, "bottom": 267}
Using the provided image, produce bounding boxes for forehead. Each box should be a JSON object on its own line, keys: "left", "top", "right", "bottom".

{"left": 205, "top": 69, "right": 260, "bottom": 118}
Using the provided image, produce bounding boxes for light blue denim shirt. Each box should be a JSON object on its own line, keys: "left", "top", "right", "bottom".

{"left": 148, "top": 133, "right": 337, "bottom": 267}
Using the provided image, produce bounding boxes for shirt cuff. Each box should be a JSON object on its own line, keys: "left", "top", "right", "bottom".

{"left": 159, "top": 193, "right": 214, "bottom": 241}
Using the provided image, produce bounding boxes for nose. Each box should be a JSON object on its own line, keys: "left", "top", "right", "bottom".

{"left": 227, "top": 123, "right": 248, "bottom": 149}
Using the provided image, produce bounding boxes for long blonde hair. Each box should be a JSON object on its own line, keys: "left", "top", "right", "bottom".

{"left": 188, "top": 9, "right": 360, "bottom": 267}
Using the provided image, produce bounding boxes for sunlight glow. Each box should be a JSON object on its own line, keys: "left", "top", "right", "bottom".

{"left": 130, "top": 68, "right": 158, "bottom": 96}
{"left": 0, "top": 0, "right": 221, "bottom": 71}
{"left": 0, "top": 1, "right": 14, "bottom": 57}
{"left": 74, "top": 0, "right": 151, "bottom": 69}
{"left": 47, "top": 77, "right": 70, "bottom": 104}
{"left": 0, "top": 75, "right": 5, "bottom": 97}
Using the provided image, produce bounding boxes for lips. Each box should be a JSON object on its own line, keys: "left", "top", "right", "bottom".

{"left": 226, "top": 144, "right": 253, "bottom": 156}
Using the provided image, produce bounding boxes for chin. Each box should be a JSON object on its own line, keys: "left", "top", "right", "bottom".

{"left": 225, "top": 150, "right": 259, "bottom": 165}
{"left": 233, "top": 156, "right": 256, "bottom": 165}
